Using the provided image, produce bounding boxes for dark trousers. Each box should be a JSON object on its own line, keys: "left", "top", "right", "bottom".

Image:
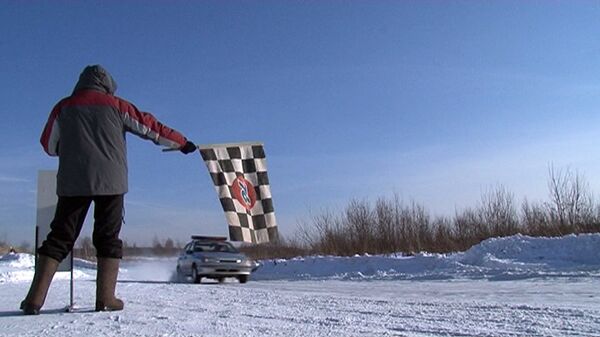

{"left": 38, "top": 195, "right": 124, "bottom": 261}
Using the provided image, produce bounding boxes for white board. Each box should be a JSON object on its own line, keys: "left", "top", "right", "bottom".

{"left": 37, "top": 170, "right": 71, "bottom": 272}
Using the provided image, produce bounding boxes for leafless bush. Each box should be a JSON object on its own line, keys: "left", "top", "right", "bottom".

{"left": 453, "top": 207, "right": 481, "bottom": 247}
{"left": 345, "top": 199, "right": 374, "bottom": 254}
{"left": 280, "top": 167, "right": 600, "bottom": 257}
{"left": 545, "top": 165, "right": 595, "bottom": 234}
{"left": 73, "top": 236, "right": 181, "bottom": 259}
{"left": 480, "top": 186, "right": 520, "bottom": 237}
{"left": 298, "top": 208, "right": 347, "bottom": 255}
{"left": 296, "top": 197, "right": 437, "bottom": 256}
{"left": 239, "top": 237, "right": 309, "bottom": 260}
{"left": 521, "top": 199, "right": 552, "bottom": 236}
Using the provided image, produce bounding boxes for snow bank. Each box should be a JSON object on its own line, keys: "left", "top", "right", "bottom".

{"left": 2, "top": 234, "right": 600, "bottom": 283}
{"left": 460, "top": 233, "right": 600, "bottom": 267}
{"left": 0, "top": 252, "right": 34, "bottom": 268}
{"left": 253, "top": 234, "right": 600, "bottom": 281}
{"left": 0, "top": 253, "right": 36, "bottom": 283}
{"left": 0, "top": 252, "right": 177, "bottom": 284}
{"left": 0, "top": 253, "right": 95, "bottom": 283}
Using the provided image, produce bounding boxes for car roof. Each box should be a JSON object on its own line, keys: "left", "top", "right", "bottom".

{"left": 191, "top": 235, "right": 227, "bottom": 241}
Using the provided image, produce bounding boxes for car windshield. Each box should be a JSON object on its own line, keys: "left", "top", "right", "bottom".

{"left": 193, "top": 242, "right": 238, "bottom": 253}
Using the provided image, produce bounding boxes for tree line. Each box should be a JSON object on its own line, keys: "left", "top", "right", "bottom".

{"left": 241, "top": 166, "right": 600, "bottom": 259}
{"left": 4, "top": 166, "right": 599, "bottom": 260}
{"left": 74, "top": 236, "right": 183, "bottom": 260}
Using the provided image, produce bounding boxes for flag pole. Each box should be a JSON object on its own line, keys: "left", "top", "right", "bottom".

{"left": 69, "top": 253, "right": 74, "bottom": 311}
{"left": 64, "top": 252, "right": 74, "bottom": 312}
{"left": 161, "top": 141, "right": 263, "bottom": 152}
{"left": 34, "top": 226, "right": 39, "bottom": 266}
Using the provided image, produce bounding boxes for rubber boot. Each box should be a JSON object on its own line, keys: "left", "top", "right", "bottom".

{"left": 95, "top": 258, "right": 124, "bottom": 311}
{"left": 20, "top": 255, "right": 60, "bottom": 315}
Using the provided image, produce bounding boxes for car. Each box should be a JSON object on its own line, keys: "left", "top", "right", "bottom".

{"left": 176, "top": 236, "right": 259, "bottom": 284}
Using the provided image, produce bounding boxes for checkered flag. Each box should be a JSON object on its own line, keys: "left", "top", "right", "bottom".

{"left": 199, "top": 142, "right": 279, "bottom": 244}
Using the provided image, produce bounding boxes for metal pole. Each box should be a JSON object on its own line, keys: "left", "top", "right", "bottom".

{"left": 161, "top": 141, "right": 264, "bottom": 152}
{"left": 69, "top": 253, "right": 74, "bottom": 310}
{"left": 34, "top": 226, "right": 39, "bottom": 266}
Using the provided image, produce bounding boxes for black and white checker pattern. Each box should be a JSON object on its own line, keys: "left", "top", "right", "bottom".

{"left": 200, "top": 143, "right": 278, "bottom": 244}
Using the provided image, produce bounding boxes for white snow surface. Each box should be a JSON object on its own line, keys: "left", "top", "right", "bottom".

{"left": 253, "top": 233, "right": 600, "bottom": 281}
{"left": 1, "top": 234, "right": 599, "bottom": 336}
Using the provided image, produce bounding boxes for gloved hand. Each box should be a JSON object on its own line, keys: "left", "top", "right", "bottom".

{"left": 180, "top": 141, "right": 197, "bottom": 154}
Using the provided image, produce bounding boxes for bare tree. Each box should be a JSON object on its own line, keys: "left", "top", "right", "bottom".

{"left": 546, "top": 165, "right": 594, "bottom": 234}
{"left": 256, "top": 166, "right": 600, "bottom": 259}
{"left": 521, "top": 198, "right": 550, "bottom": 236}
{"left": 345, "top": 199, "right": 374, "bottom": 254}
{"left": 480, "top": 185, "right": 519, "bottom": 237}
{"left": 374, "top": 197, "right": 398, "bottom": 253}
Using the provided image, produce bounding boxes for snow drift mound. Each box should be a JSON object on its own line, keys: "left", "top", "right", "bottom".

{"left": 0, "top": 253, "right": 95, "bottom": 283}
{"left": 253, "top": 234, "right": 600, "bottom": 281}
{"left": 459, "top": 233, "right": 600, "bottom": 269}
{"left": 0, "top": 253, "right": 176, "bottom": 284}
{"left": 0, "top": 253, "right": 38, "bottom": 283}
{"left": 0, "top": 253, "right": 34, "bottom": 269}
{"left": 454, "top": 233, "right": 600, "bottom": 280}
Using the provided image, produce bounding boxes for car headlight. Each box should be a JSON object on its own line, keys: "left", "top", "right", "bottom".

{"left": 201, "top": 257, "right": 219, "bottom": 263}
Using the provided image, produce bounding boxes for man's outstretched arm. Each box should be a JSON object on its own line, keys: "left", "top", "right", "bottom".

{"left": 117, "top": 98, "right": 194, "bottom": 152}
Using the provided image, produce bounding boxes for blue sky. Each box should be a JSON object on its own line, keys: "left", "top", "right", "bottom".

{"left": 1, "top": 1, "right": 600, "bottom": 246}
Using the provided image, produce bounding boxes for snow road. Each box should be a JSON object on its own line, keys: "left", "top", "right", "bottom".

{"left": 1, "top": 234, "right": 600, "bottom": 336}
{"left": 0, "top": 278, "right": 599, "bottom": 336}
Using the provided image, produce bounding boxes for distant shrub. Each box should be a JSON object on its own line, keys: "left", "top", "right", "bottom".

{"left": 258, "top": 165, "right": 600, "bottom": 259}
{"left": 239, "top": 237, "right": 309, "bottom": 260}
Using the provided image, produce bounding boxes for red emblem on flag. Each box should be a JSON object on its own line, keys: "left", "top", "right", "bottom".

{"left": 232, "top": 176, "right": 257, "bottom": 211}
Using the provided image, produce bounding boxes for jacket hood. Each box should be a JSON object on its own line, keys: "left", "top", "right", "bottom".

{"left": 73, "top": 65, "right": 117, "bottom": 95}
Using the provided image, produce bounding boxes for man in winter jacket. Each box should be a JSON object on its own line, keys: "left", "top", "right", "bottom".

{"left": 21, "top": 65, "right": 197, "bottom": 315}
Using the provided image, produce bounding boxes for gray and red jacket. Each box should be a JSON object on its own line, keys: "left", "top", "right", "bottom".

{"left": 40, "top": 65, "right": 188, "bottom": 196}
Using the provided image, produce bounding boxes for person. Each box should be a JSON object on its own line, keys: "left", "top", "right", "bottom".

{"left": 20, "top": 65, "right": 197, "bottom": 315}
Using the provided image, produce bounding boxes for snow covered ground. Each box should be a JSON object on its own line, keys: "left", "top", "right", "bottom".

{"left": 1, "top": 234, "right": 599, "bottom": 336}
